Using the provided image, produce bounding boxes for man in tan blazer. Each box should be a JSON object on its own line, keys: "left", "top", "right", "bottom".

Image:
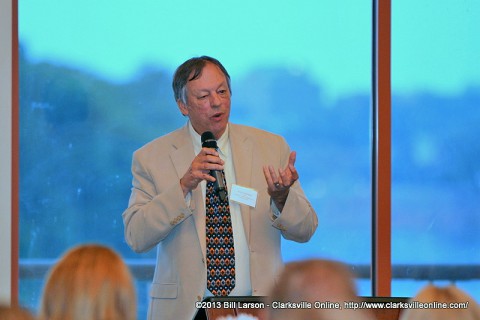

{"left": 123, "top": 56, "right": 318, "bottom": 320}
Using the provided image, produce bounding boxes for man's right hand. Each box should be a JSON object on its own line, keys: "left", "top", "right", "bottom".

{"left": 180, "top": 148, "right": 224, "bottom": 196}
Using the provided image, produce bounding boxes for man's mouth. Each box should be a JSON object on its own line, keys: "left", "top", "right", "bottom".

{"left": 212, "top": 113, "right": 223, "bottom": 120}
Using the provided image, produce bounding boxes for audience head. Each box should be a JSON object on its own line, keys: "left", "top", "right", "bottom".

{"left": 217, "top": 314, "right": 258, "bottom": 320}
{"left": 39, "top": 244, "right": 136, "bottom": 320}
{"left": 399, "top": 284, "right": 480, "bottom": 320}
{"left": 266, "top": 259, "right": 374, "bottom": 320}
{"left": 0, "top": 304, "right": 35, "bottom": 320}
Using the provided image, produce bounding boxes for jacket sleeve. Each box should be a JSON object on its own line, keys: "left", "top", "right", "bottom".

{"left": 270, "top": 137, "right": 318, "bottom": 243}
{"left": 122, "top": 150, "right": 194, "bottom": 253}
{"left": 272, "top": 183, "right": 318, "bottom": 243}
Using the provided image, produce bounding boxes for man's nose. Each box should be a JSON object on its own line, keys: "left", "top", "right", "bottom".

{"left": 210, "top": 93, "right": 221, "bottom": 107}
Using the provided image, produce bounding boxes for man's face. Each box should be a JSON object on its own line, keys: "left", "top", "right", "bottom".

{"left": 177, "top": 62, "right": 231, "bottom": 140}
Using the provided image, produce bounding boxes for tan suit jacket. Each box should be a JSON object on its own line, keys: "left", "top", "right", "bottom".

{"left": 123, "top": 123, "right": 318, "bottom": 319}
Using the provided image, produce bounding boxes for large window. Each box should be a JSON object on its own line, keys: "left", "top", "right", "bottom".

{"left": 392, "top": 1, "right": 480, "bottom": 299}
{"left": 19, "top": 0, "right": 372, "bottom": 316}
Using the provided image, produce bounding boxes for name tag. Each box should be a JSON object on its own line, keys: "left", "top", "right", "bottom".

{"left": 230, "top": 184, "right": 258, "bottom": 208}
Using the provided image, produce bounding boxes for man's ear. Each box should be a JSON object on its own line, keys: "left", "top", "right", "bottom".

{"left": 177, "top": 99, "right": 189, "bottom": 116}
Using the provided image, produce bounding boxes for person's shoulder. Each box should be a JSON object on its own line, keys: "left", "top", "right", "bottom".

{"left": 230, "top": 123, "right": 288, "bottom": 151}
{"left": 231, "top": 123, "right": 285, "bottom": 142}
{"left": 134, "top": 125, "right": 187, "bottom": 156}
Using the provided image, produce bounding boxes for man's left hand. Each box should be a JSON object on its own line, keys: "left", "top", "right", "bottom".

{"left": 263, "top": 151, "right": 299, "bottom": 211}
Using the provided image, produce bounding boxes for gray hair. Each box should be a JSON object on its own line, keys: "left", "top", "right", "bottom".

{"left": 172, "top": 56, "right": 232, "bottom": 105}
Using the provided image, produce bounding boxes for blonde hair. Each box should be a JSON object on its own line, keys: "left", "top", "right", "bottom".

{"left": 399, "top": 284, "right": 480, "bottom": 320}
{"left": 39, "top": 244, "right": 136, "bottom": 320}
{"left": 0, "top": 304, "right": 36, "bottom": 320}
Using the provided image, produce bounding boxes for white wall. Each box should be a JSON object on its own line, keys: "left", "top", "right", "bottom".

{"left": 0, "top": 0, "right": 13, "bottom": 304}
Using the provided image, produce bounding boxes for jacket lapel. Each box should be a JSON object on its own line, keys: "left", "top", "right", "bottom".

{"left": 170, "top": 125, "right": 207, "bottom": 259}
{"left": 229, "top": 125, "right": 254, "bottom": 242}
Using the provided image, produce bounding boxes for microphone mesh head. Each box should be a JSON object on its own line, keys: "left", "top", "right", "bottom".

{"left": 201, "top": 131, "right": 217, "bottom": 148}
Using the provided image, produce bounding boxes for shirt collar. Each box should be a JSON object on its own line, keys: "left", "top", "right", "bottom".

{"left": 188, "top": 121, "right": 230, "bottom": 158}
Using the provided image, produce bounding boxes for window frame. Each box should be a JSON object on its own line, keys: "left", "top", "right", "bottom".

{"left": 7, "top": 0, "right": 393, "bottom": 302}
{"left": 372, "top": 0, "right": 391, "bottom": 296}
{"left": 3, "top": 0, "right": 19, "bottom": 305}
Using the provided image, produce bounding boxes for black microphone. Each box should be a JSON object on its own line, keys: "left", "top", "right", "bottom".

{"left": 201, "top": 131, "right": 227, "bottom": 201}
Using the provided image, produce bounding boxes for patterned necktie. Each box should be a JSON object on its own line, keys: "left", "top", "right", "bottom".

{"left": 205, "top": 171, "right": 236, "bottom": 296}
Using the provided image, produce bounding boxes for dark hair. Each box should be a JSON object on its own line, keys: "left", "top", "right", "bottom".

{"left": 172, "top": 56, "right": 231, "bottom": 104}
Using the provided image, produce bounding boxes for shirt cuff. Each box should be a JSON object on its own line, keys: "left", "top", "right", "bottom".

{"left": 185, "top": 191, "right": 192, "bottom": 207}
{"left": 271, "top": 200, "right": 282, "bottom": 220}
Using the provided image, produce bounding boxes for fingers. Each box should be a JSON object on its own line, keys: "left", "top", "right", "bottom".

{"left": 288, "top": 151, "right": 297, "bottom": 167}
{"left": 197, "top": 147, "right": 224, "bottom": 171}
{"left": 263, "top": 151, "right": 300, "bottom": 192}
{"left": 262, "top": 165, "right": 275, "bottom": 187}
{"left": 263, "top": 165, "right": 282, "bottom": 190}
{"left": 201, "top": 147, "right": 220, "bottom": 157}
{"left": 286, "top": 151, "right": 297, "bottom": 176}
{"left": 286, "top": 151, "right": 299, "bottom": 181}
{"left": 278, "top": 168, "right": 288, "bottom": 187}
{"left": 263, "top": 165, "right": 288, "bottom": 192}
{"left": 181, "top": 148, "right": 224, "bottom": 193}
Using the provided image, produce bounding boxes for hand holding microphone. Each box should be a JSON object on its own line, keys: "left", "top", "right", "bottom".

{"left": 179, "top": 131, "right": 226, "bottom": 198}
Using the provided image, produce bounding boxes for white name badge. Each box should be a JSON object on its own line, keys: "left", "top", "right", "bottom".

{"left": 230, "top": 184, "right": 258, "bottom": 208}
